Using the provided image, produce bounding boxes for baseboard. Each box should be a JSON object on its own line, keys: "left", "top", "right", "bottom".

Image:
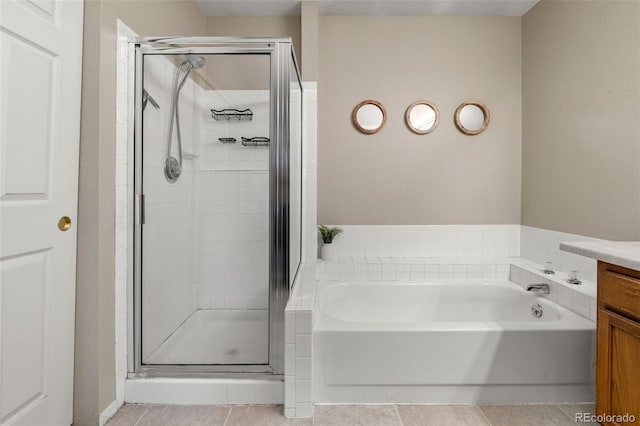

{"left": 99, "top": 399, "right": 123, "bottom": 426}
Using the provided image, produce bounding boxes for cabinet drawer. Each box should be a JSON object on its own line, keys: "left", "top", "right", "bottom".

{"left": 598, "top": 262, "right": 640, "bottom": 320}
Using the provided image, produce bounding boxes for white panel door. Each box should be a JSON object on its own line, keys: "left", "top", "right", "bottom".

{"left": 0, "top": 0, "right": 83, "bottom": 424}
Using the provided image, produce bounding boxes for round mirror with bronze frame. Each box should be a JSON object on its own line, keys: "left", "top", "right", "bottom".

{"left": 352, "top": 100, "right": 387, "bottom": 134}
{"left": 454, "top": 101, "right": 490, "bottom": 135}
{"left": 405, "top": 100, "right": 440, "bottom": 135}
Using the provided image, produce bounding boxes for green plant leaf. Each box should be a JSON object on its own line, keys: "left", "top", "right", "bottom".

{"left": 317, "top": 225, "right": 343, "bottom": 244}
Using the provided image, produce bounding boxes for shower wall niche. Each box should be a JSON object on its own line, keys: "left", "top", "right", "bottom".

{"left": 134, "top": 40, "right": 301, "bottom": 374}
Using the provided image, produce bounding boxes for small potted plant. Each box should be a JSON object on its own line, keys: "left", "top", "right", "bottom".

{"left": 317, "top": 225, "right": 342, "bottom": 260}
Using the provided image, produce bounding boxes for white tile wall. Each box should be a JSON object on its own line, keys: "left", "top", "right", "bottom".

{"left": 301, "top": 83, "right": 317, "bottom": 263}
{"left": 317, "top": 257, "right": 512, "bottom": 282}
{"left": 284, "top": 82, "right": 317, "bottom": 419}
{"left": 140, "top": 54, "right": 199, "bottom": 360}
{"left": 521, "top": 225, "right": 602, "bottom": 283}
{"left": 200, "top": 90, "right": 270, "bottom": 171}
{"left": 509, "top": 262, "right": 597, "bottom": 322}
{"left": 284, "top": 297, "right": 314, "bottom": 419}
{"left": 197, "top": 83, "right": 303, "bottom": 300}
{"left": 195, "top": 170, "right": 268, "bottom": 310}
{"left": 125, "top": 379, "right": 283, "bottom": 404}
{"left": 112, "top": 21, "right": 136, "bottom": 418}
{"left": 193, "top": 90, "right": 270, "bottom": 311}
{"left": 314, "top": 225, "right": 518, "bottom": 284}
{"left": 290, "top": 83, "right": 303, "bottom": 285}
{"left": 323, "top": 225, "right": 520, "bottom": 259}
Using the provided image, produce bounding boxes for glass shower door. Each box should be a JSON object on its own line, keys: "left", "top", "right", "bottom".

{"left": 139, "top": 52, "right": 272, "bottom": 366}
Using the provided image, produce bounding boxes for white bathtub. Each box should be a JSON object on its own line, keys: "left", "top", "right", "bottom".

{"left": 313, "top": 281, "right": 596, "bottom": 404}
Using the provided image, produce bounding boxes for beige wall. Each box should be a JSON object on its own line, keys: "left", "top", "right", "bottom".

{"left": 76, "top": 1, "right": 207, "bottom": 424}
{"left": 521, "top": 0, "right": 640, "bottom": 240}
{"left": 203, "top": 16, "right": 301, "bottom": 89}
{"left": 206, "top": 16, "right": 301, "bottom": 61}
{"left": 301, "top": 2, "right": 319, "bottom": 80}
{"left": 318, "top": 16, "right": 522, "bottom": 225}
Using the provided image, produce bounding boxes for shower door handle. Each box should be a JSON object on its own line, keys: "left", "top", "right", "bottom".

{"left": 136, "top": 193, "right": 145, "bottom": 225}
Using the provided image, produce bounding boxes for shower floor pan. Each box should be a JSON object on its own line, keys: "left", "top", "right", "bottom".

{"left": 145, "top": 309, "right": 269, "bottom": 365}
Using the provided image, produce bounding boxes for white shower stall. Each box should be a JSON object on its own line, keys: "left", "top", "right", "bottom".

{"left": 131, "top": 38, "right": 302, "bottom": 377}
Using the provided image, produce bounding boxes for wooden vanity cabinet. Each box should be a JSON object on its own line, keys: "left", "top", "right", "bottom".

{"left": 597, "top": 261, "right": 640, "bottom": 425}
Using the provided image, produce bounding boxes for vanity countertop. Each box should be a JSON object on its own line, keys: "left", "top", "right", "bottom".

{"left": 560, "top": 241, "right": 640, "bottom": 272}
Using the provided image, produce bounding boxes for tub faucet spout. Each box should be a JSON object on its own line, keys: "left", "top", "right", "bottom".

{"left": 526, "top": 283, "right": 550, "bottom": 295}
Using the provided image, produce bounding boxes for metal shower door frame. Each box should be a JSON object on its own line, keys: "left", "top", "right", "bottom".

{"left": 129, "top": 37, "right": 295, "bottom": 377}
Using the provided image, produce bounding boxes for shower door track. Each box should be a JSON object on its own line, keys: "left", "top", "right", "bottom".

{"left": 130, "top": 38, "right": 297, "bottom": 377}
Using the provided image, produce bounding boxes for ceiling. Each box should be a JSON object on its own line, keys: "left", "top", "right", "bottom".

{"left": 195, "top": 0, "right": 540, "bottom": 17}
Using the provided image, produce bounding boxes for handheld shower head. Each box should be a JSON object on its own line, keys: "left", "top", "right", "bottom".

{"left": 165, "top": 54, "right": 206, "bottom": 183}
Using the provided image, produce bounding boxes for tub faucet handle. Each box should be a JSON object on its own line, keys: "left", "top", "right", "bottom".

{"left": 526, "top": 283, "right": 550, "bottom": 295}
{"left": 567, "top": 270, "right": 582, "bottom": 285}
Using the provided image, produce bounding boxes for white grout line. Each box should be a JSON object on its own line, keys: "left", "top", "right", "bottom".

{"left": 476, "top": 405, "right": 493, "bottom": 426}
{"left": 393, "top": 404, "right": 403, "bottom": 426}
{"left": 555, "top": 404, "right": 582, "bottom": 424}
{"left": 132, "top": 405, "right": 150, "bottom": 426}
{"left": 222, "top": 405, "right": 233, "bottom": 426}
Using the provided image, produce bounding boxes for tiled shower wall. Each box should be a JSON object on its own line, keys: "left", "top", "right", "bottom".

{"left": 112, "top": 22, "right": 135, "bottom": 418}
{"left": 195, "top": 90, "right": 270, "bottom": 310}
{"left": 140, "top": 54, "right": 200, "bottom": 359}
{"left": 195, "top": 171, "right": 269, "bottom": 309}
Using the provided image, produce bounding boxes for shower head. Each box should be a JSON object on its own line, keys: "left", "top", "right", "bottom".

{"left": 183, "top": 55, "right": 205, "bottom": 69}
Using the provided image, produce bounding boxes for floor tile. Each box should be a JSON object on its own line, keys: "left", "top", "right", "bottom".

{"left": 225, "top": 405, "right": 312, "bottom": 426}
{"left": 479, "top": 404, "right": 577, "bottom": 426}
{"left": 397, "top": 404, "right": 490, "bottom": 426}
{"left": 162, "top": 405, "right": 230, "bottom": 425}
{"left": 106, "top": 404, "right": 148, "bottom": 426}
{"left": 135, "top": 405, "right": 170, "bottom": 426}
{"left": 128, "top": 405, "right": 230, "bottom": 426}
{"left": 313, "top": 405, "right": 402, "bottom": 426}
{"left": 557, "top": 404, "right": 598, "bottom": 425}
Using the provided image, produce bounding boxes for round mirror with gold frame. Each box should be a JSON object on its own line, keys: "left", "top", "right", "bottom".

{"left": 352, "top": 100, "right": 386, "bottom": 134}
{"left": 454, "top": 101, "right": 490, "bottom": 135}
{"left": 405, "top": 100, "right": 439, "bottom": 135}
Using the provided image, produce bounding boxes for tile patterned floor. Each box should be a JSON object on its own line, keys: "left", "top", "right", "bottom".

{"left": 107, "top": 403, "right": 596, "bottom": 426}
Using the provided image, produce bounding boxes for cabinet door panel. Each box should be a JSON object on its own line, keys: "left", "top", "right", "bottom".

{"left": 597, "top": 308, "right": 640, "bottom": 425}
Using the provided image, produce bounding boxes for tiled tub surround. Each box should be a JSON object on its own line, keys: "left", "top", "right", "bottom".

{"left": 509, "top": 260, "right": 597, "bottom": 322}
{"left": 315, "top": 225, "right": 599, "bottom": 322}
{"left": 287, "top": 225, "right": 601, "bottom": 416}
{"left": 283, "top": 82, "right": 318, "bottom": 419}
{"left": 284, "top": 264, "right": 316, "bottom": 419}
{"left": 317, "top": 257, "right": 513, "bottom": 282}
{"left": 316, "top": 225, "right": 520, "bottom": 283}
{"left": 321, "top": 225, "right": 604, "bottom": 282}
{"left": 324, "top": 225, "right": 521, "bottom": 259}
{"left": 521, "top": 225, "right": 603, "bottom": 283}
